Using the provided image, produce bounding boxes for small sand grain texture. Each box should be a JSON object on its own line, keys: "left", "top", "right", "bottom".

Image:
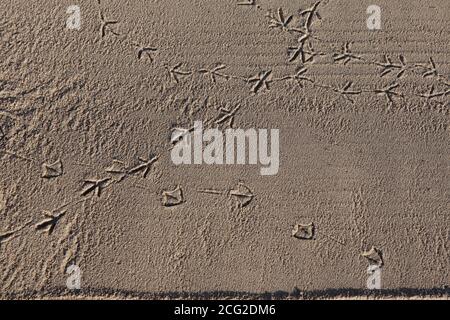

{"left": 0, "top": 0, "right": 449, "bottom": 300}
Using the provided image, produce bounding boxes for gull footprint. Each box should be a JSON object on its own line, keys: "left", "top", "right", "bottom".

{"left": 215, "top": 104, "right": 241, "bottom": 127}
{"left": 198, "top": 181, "right": 254, "bottom": 209}
{"left": 41, "top": 159, "right": 63, "bottom": 179}
{"left": 287, "top": 41, "right": 325, "bottom": 64}
{"left": 298, "top": 1, "right": 322, "bottom": 32}
{"left": 81, "top": 178, "right": 111, "bottom": 197}
{"left": 267, "top": 8, "right": 296, "bottom": 33}
{"left": 332, "top": 81, "right": 362, "bottom": 103}
{"left": 375, "top": 54, "right": 409, "bottom": 78}
{"left": 292, "top": 223, "right": 315, "bottom": 240}
{"left": 128, "top": 155, "right": 159, "bottom": 178}
{"left": 99, "top": 11, "right": 119, "bottom": 38}
{"left": 373, "top": 82, "right": 403, "bottom": 105}
{"left": 198, "top": 64, "right": 230, "bottom": 83}
{"left": 35, "top": 210, "right": 66, "bottom": 235}
{"left": 134, "top": 43, "right": 157, "bottom": 62}
{"left": 417, "top": 85, "right": 449, "bottom": 101}
{"left": 362, "top": 246, "right": 384, "bottom": 267}
{"left": 237, "top": 0, "right": 258, "bottom": 6}
{"left": 333, "top": 42, "right": 362, "bottom": 65}
{"left": 415, "top": 57, "right": 438, "bottom": 78}
{"left": 162, "top": 186, "right": 184, "bottom": 207}
{"left": 248, "top": 70, "right": 272, "bottom": 93}
{"left": 105, "top": 159, "right": 128, "bottom": 182}
{"left": 275, "top": 67, "right": 313, "bottom": 88}
{"left": 229, "top": 182, "right": 254, "bottom": 208}
{"left": 165, "top": 63, "right": 192, "bottom": 84}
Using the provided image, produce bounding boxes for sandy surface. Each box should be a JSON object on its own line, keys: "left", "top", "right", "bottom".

{"left": 0, "top": 0, "right": 449, "bottom": 299}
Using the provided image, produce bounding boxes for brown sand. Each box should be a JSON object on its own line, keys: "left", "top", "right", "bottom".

{"left": 0, "top": 0, "right": 448, "bottom": 299}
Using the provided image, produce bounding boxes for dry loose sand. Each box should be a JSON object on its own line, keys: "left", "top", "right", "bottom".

{"left": 0, "top": 0, "right": 448, "bottom": 300}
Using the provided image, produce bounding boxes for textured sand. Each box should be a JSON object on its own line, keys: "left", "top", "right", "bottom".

{"left": 0, "top": 0, "right": 449, "bottom": 299}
